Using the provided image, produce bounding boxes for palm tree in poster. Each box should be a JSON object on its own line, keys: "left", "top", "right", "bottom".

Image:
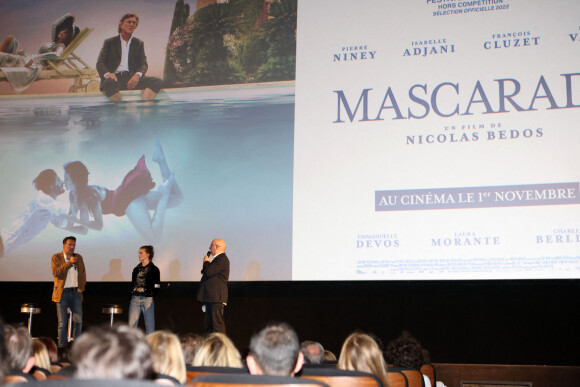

{"left": 185, "top": 3, "right": 244, "bottom": 86}
{"left": 254, "top": 0, "right": 297, "bottom": 82}
{"left": 166, "top": 0, "right": 298, "bottom": 86}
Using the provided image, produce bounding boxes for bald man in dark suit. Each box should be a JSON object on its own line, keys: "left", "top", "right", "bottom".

{"left": 197, "top": 239, "right": 230, "bottom": 334}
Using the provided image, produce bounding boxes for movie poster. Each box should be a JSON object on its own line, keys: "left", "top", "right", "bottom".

{"left": 0, "top": 0, "right": 297, "bottom": 281}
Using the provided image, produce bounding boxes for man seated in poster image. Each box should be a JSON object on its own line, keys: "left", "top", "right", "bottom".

{"left": 96, "top": 13, "right": 163, "bottom": 101}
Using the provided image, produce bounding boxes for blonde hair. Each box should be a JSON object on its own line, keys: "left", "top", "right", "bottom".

{"left": 36, "top": 337, "right": 58, "bottom": 363}
{"left": 338, "top": 332, "right": 390, "bottom": 387}
{"left": 324, "top": 349, "right": 337, "bottom": 362}
{"left": 146, "top": 331, "right": 187, "bottom": 384}
{"left": 32, "top": 340, "right": 51, "bottom": 371}
{"left": 192, "top": 332, "right": 242, "bottom": 368}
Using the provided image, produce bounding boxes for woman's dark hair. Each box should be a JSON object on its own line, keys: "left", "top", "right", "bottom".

{"left": 385, "top": 331, "right": 424, "bottom": 370}
{"left": 140, "top": 245, "right": 154, "bottom": 260}
{"left": 37, "top": 337, "right": 58, "bottom": 363}
{"left": 0, "top": 317, "right": 7, "bottom": 385}
{"left": 64, "top": 161, "right": 88, "bottom": 187}
{"left": 52, "top": 14, "right": 78, "bottom": 46}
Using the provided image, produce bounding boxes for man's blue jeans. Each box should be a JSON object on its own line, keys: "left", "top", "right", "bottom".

{"left": 128, "top": 296, "right": 155, "bottom": 334}
{"left": 56, "top": 288, "right": 82, "bottom": 347}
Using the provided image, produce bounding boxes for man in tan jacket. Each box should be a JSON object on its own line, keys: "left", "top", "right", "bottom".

{"left": 51, "top": 236, "right": 86, "bottom": 347}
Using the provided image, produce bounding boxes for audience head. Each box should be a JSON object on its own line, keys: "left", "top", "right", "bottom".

{"left": 192, "top": 332, "right": 242, "bottom": 368}
{"left": 146, "top": 331, "right": 186, "bottom": 385}
{"left": 37, "top": 337, "right": 58, "bottom": 363}
{"left": 422, "top": 348, "right": 431, "bottom": 364}
{"left": 4, "top": 324, "right": 34, "bottom": 373}
{"left": 180, "top": 333, "right": 204, "bottom": 365}
{"left": 300, "top": 341, "right": 325, "bottom": 365}
{"left": 368, "top": 332, "right": 384, "bottom": 353}
{"left": 32, "top": 340, "right": 51, "bottom": 371}
{"left": 0, "top": 318, "right": 7, "bottom": 384}
{"left": 338, "top": 332, "right": 389, "bottom": 387}
{"left": 58, "top": 341, "right": 73, "bottom": 364}
{"left": 72, "top": 324, "right": 152, "bottom": 380}
{"left": 385, "top": 331, "right": 425, "bottom": 370}
{"left": 247, "top": 322, "right": 303, "bottom": 377}
{"left": 323, "top": 349, "right": 337, "bottom": 362}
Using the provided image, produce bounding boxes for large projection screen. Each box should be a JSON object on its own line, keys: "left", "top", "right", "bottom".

{"left": 0, "top": 0, "right": 579, "bottom": 282}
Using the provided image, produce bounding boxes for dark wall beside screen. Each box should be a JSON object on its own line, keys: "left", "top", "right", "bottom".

{"left": 1, "top": 280, "right": 579, "bottom": 366}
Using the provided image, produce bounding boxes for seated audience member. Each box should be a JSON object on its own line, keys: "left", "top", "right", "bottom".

{"left": 36, "top": 337, "right": 60, "bottom": 372}
{"left": 385, "top": 331, "right": 429, "bottom": 387}
{"left": 246, "top": 322, "right": 304, "bottom": 377}
{"left": 53, "top": 341, "right": 77, "bottom": 377}
{"left": 420, "top": 349, "right": 446, "bottom": 387}
{"left": 4, "top": 325, "right": 35, "bottom": 382}
{"left": 192, "top": 332, "right": 243, "bottom": 368}
{"left": 0, "top": 318, "right": 7, "bottom": 385}
{"left": 58, "top": 341, "right": 73, "bottom": 365}
{"left": 338, "top": 332, "right": 390, "bottom": 387}
{"left": 146, "top": 331, "right": 187, "bottom": 385}
{"left": 368, "top": 333, "right": 384, "bottom": 351}
{"left": 30, "top": 340, "right": 52, "bottom": 380}
{"left": 323, "top": 350, "right": 336, "bottom": 362}
{"left": 300, "top": 341, "right": 325, "bottom": 365}
{"left": 72, "top": 324, "right": 153, "bottom": 380}
{"left": 180, "top": 333, "right": 203, "bottom": 365}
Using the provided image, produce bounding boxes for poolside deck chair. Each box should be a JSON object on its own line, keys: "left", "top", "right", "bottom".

{"left": 0, "top": 27, "right": 99, "bottom": 93}
{"left": 37, "top": 27, "right": 100, "bottom": 92}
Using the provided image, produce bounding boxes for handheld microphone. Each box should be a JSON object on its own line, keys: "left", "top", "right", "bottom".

{"left": 70, "top": 253, "right": 77, "bottom": 269}
{"left": 206, "top": 251, "right": 211, "bottom": 258}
